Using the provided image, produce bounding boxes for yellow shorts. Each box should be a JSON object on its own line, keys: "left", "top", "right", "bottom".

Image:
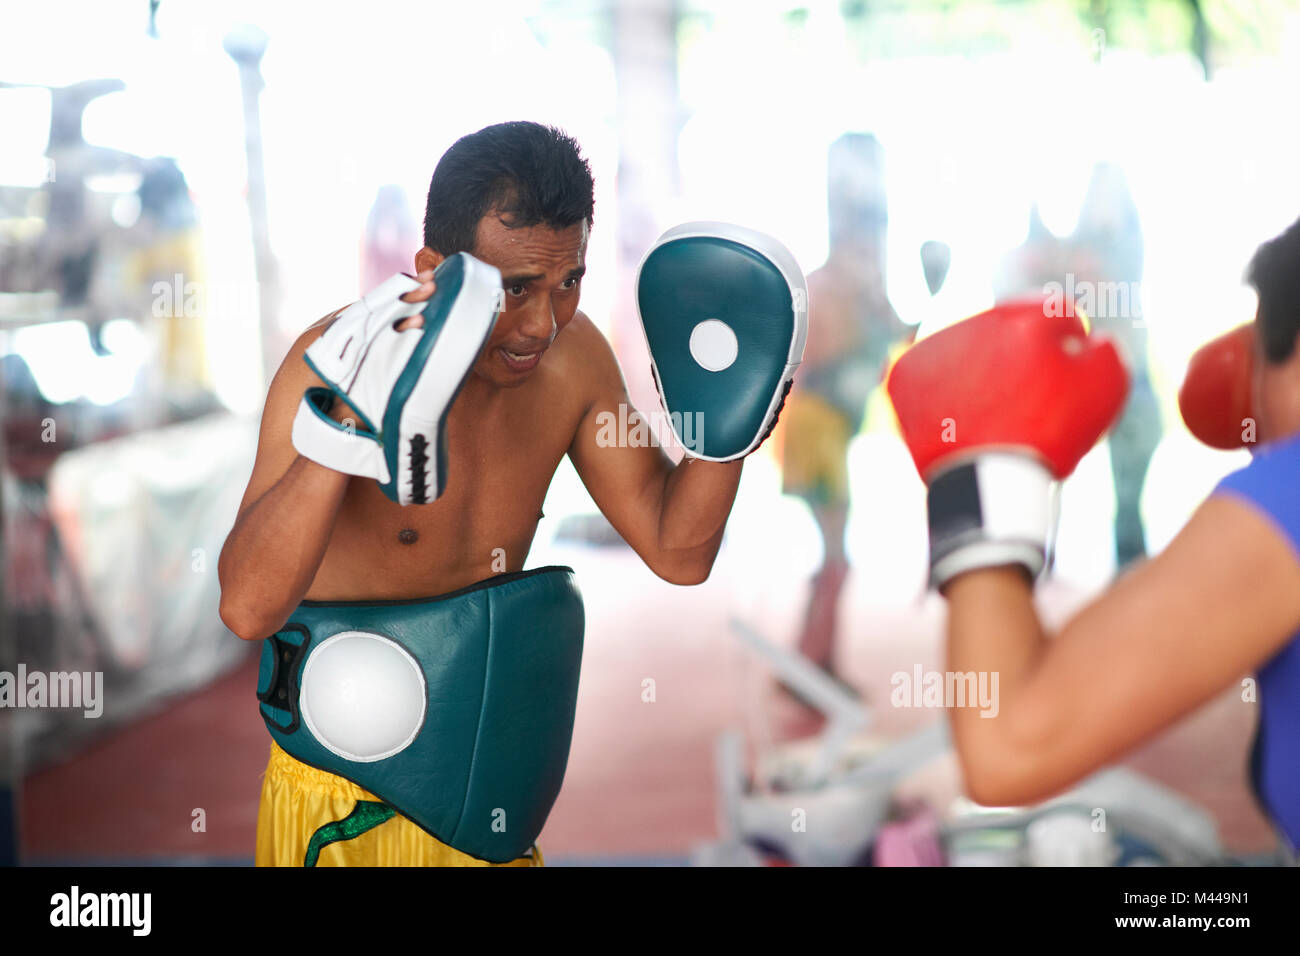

{"left": 779, "top": 391, "right": 853, "bottom": 508}
{"left": 254, "top": 741, "right": 543, "bottom": 867}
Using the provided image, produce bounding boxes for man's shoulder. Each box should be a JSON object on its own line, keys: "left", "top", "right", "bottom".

{"left": 558, "top": 308, "right": 604, "bottom": 342}
{"left": 289, "top": 306, "right": 348, "bottom": 362}
{"left": 265, "top": 308, "right": 347, "bottom": 399}
{"left": 552, "top": 310, "right": 617, "bottom": 369}
{"left": 540, "top": 311, "right": 624, "bottom": 421}
{"left": 297, "top": 306, "right": 347, "bottom": 347}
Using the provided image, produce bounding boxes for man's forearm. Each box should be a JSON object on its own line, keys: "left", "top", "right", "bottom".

{"left": 218, "top": 457, "right": 350, "bottom": 639}
{"left": 653, "top": 457, "right": 743, "bottom": 581}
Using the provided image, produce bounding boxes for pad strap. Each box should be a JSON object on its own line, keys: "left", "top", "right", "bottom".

{"left": 291, "top": 387, "right": 389, "bottom": 484}
{"left": 257, "top": 624, "right": 310, "bottom": 734}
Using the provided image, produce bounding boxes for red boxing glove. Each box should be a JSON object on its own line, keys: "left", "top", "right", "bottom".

{"left": 887, "top": 298, "right": 1129, "bottom": 588}
{"left": 1178, "top": 323, "right": 1255, "bottom": 450}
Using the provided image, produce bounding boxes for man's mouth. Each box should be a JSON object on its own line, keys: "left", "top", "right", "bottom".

{"left": 498, "top": 346, "right": 544, "bottom": 371}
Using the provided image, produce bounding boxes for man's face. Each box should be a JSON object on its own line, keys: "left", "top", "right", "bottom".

{"left": 462, "top": 213, "right": 588, "bottom": 387}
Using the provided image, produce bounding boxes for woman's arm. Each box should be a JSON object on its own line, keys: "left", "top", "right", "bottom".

{"left": 944, "top": 493, "right": 1300, "bottom": 805}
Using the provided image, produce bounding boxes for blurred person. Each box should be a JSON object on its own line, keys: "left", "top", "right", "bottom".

{"left": 992, "top": 202, "right": 1067, "bottom": 301}
{"left": 993, "top": 163, "right": 1158, "bottom": 567}
{"left": 1, "top": 354, "right": 60, "bottom": 646}
{"left": 888, "top": 216, "right": 1300, "bottom": 856}
{"left": 1068, "top": 162, "right": 1159, "bottom": 567}
{"left": 780, "top": 132, "right": 910, "bottom": 687}
{"left": 123, "top": 157, "right": 212, "bottom": 406}
{"left": 218, "top": 122, "right": 805, "bottom": 866}
{"left": 360, "top": 184, "right": 421, "bottom": 293}
{"left": 37, "top": 79, "right": 128, "bottom": 305}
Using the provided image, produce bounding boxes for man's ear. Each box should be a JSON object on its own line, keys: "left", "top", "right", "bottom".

{"left": 414, "top": 246, "right": 444, "bottom": 274}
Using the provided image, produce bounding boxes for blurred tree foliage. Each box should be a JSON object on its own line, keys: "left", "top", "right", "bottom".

{"left": 823, "top": 0, "right": 1294, "bottom": 75}
{"left": 666, "top": 0, "right": 1295, "bottom": 77}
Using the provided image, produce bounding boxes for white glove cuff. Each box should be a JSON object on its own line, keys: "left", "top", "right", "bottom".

{"left": 927, "top": 452, "right": 1055, "bottom": 590}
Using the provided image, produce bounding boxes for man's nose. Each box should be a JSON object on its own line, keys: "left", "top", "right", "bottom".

{"left": 518, "top": 295, "right": 556, "bottom": 341}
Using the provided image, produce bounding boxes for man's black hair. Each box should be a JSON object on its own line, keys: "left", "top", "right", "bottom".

{"left": 1248, "top": 215, "right": 1300, "bottom": 363}
{"left": 423, "top": 121, "right": 594, "bottom": 255}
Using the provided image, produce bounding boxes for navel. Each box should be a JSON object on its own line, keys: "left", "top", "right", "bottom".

{"left": 397, "top": 528, "right": 419, "bottom": 545}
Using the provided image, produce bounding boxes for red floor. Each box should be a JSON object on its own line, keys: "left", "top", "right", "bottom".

{"left": 19, "top": 545, "right": 1280, "bottom": 863}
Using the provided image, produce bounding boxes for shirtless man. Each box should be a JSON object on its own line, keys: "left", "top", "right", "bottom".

{"left": 217, "top": 121, "right": 806, "bottom": 866}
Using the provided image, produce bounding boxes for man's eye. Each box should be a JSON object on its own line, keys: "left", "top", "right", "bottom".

{"left": 507, "top": 284, "right": 527, "bottom": 297}
{"left": 562, "top": 277, "right": 580, "bottom": 290}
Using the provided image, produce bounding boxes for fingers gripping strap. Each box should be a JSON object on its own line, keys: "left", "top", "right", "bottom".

{"left": 927, "top": 453, "right": 1054, "bottom": 589}
{"left": 362, "top": 273, "right": 426, "bottom": 312}
{"left": 310, "top": 274, "right": 424, "bottom": 386}
{"left": 291, "top": 387, "right": 389, "bottom": 483}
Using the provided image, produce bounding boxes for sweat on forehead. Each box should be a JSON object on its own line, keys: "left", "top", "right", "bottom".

{"left": 472, "top": 214, "right": 588, "bottom": 260}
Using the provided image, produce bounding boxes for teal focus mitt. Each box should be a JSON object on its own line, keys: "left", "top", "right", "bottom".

{"left": 636, "top": 221, "right": 808, "bottom": 460}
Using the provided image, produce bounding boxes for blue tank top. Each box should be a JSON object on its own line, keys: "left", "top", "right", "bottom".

{"left": 1214, "top": 431, "right": 1300, "bottom": 851}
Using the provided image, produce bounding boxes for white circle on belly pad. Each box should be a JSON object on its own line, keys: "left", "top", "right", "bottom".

{"left": 689, "top": 319, "right": 739, "bottom": 371}
{"left": 299, "top": 631, "right": 426, "bottom": 762}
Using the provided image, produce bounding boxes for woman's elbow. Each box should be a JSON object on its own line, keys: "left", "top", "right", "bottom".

{"left": 956, "top": 734, "right": 1066, "bottom": 808}
{"left": 962, "top": 765, "right": 1027, "bottom": 809}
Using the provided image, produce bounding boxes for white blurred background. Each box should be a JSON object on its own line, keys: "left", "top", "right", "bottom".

{"left": 2, "top": 0, "right": 1296, "bottom": 864}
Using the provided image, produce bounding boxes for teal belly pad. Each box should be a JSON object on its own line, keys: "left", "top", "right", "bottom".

{"left": 256, "top": 566, "right": 584, "bottom": 863}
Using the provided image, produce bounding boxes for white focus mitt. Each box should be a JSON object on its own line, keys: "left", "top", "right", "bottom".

{"left": 291, "top": 253, "right": 502, "bottom": 504}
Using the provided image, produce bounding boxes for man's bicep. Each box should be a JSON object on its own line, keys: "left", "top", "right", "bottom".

{"left": 565, "top": 326, "right": 674, "bottom": 558}
{"left": 1027, "top": 494, "right": 1300, "bottom": 761}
